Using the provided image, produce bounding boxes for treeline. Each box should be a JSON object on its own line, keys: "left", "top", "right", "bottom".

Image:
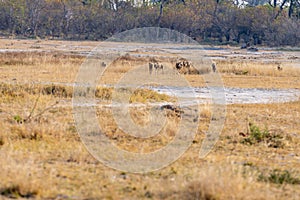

{"left": 0, "top": 0, "right": 299, "bottom": 46}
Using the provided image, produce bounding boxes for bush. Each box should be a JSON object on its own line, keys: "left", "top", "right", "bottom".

{"left": 241, "top": 123, "right": 284, "bottom": 148}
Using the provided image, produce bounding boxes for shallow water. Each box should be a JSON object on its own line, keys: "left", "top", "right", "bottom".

{"left": 152, "top": 86, "right": 300, "bottom": 105}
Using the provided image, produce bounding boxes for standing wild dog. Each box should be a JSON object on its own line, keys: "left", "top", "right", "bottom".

{"left": 175, "top": 60, "right": 192, "bottom": 74}
{"left": 149, "top": 62, "right": 163, "bottom": 74}
{"left": 211, "top": 62, "right": 217, "bottom": 72}
{"left": 277, "top": 63, "right": 283, "bottom": 71}
{"left": 149, "top": 62, "right": 154, "bottom": 74}
{"left": 176, "top": 61, "right": 183, "bottom": 70}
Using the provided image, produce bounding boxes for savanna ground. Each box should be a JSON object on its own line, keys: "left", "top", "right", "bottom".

{"left": 0, "top": 39, "right": 300, "bottom": 199}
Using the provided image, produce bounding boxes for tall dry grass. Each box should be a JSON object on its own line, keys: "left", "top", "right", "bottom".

{"left": 217, "top": 60, "right": 300, "bottom": 77}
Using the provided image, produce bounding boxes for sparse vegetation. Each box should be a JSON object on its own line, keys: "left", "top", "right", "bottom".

{"left": 258, "top": 170, "right": 300, "bottom": 185}
{"left": 241, "top": 122, "right": 285, "bottom": 148}
{"left": 10, "top": 126, "right": 43, "bottom": 141}
{"left": 217, "top": 60, "right": 300, "bottom": 77}
{"left": 13, "top": 115, "right": 24, "bottom": 124}
{"left": 0, "top": 41, "right": 299, "bottom": 199}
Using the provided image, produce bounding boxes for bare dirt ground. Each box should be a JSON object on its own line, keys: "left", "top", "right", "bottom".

{"left": 0, "top": 39, "right": 299, "bottom": 199}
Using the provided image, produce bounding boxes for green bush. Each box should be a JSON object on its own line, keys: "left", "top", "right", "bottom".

{"left": 242, "top": 123, "right": 284, "bottom": 148}
{"left": 13, "top": 115, "right": 24, "bottom": 124}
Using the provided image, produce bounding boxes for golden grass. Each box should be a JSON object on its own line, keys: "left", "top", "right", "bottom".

{"left": 1, "top": 50, "right": 299, "bottom": 89}
{"left": 96, "top": 107, "right": 180, "bottom": 153}
{"left": 0, "top": 53, "right": 81, "bottom": 83}
{"left": 0, "top": 82, "right": 170, "bottom": 103}
{"left": 217, "top": 60, "right": 300, "bottom": 77}
{"left": 0, "top": 40, "right": 300, "bottom": 199}
{"left": 1, "top": 97, "right": 300, "bottom": 199}
{"left": 222, "top": 75, "right": 300, "bottom": 88}
{"left": 213, "top": 59, "right": 300, "bottom": 88}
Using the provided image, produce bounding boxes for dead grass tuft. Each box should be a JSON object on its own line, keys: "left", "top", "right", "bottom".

{"left": 10, "top": 126, "right": 43, "bottom": 141}
{"left": 41, "top": 85, "right": 70, "bottom": 97}
{"left": 95, "top": 86, "right": 113, "bottom": 100}
{"left": 180, "top": 181, "right": 218, "bottom": 200}
{"left": 0, "top": 185, "right": 38, "bottom": 199}
{"left": 130, "top": 88, "right": 172, "bottom": 103}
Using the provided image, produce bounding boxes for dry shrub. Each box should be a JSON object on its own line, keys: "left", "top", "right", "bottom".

{"left": 200, "top": 103, "right": 212, "bottom": 119}
{"left": 181, "top": 181, "right": 217, "bottom": 200}
{"left": 41, "top": 85, "right": 71, "bottom": 97}
{"left": 0, "top": 185, "right": 38, "bottom": 199}
{"left": 10, "top": 126, "right": 44, "bottom": 141}
{"left": 95, "top": 87, "right": 113, "bottom": 100}
{"left": 0, "top": 83, "right": 26, "bottom": 98}
{"left": 130, "top": 88, "right": 171, "bottom": 103}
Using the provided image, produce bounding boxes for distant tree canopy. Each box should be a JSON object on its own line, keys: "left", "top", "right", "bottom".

{"left": 0, "top": 0, "right": 299, "bottom": 46}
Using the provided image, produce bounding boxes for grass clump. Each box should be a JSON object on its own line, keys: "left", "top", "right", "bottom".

{"left": 245, "top": 123, "right": 270, "bottom": 143}
{"left": 95, "top": 87, "right": 171, "bottom": 102}
{"left": 130, "top": 88, "right": 171, "bottom": 103}
{"left": 182, "top": 181, "right": 217, "bottom": 200}
{"left": 234, "top": 70, "right": 249, "bottom": 75}
{"left": 10, "top": 126, "right": 43, "bottom": 140}
{"left": 0, "top": 83, "right": 25, "bottom": 98}
{"left": 0, "top": 185, "right": 37, "bottom": 199}
{"left": 258, "top": 170, "right": 300, "bottom": 185}
{"left": 241, "top": 122, "right": 284, "bottom": 148}
{"left": 41, "top": 85, "right": 70, "bottom": 97}
{"left": 159, "top": 181, "right": 218, "bottom": 200}
{"left": 95, "top": 87, "right": 113, "bottom": 100}
{"left": 13, "top": 115, "right": 24, "bottom": 124}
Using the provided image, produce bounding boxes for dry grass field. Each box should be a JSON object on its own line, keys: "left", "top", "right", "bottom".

{"left": 0, "top": 39, "right": 300, "bottom": 199}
